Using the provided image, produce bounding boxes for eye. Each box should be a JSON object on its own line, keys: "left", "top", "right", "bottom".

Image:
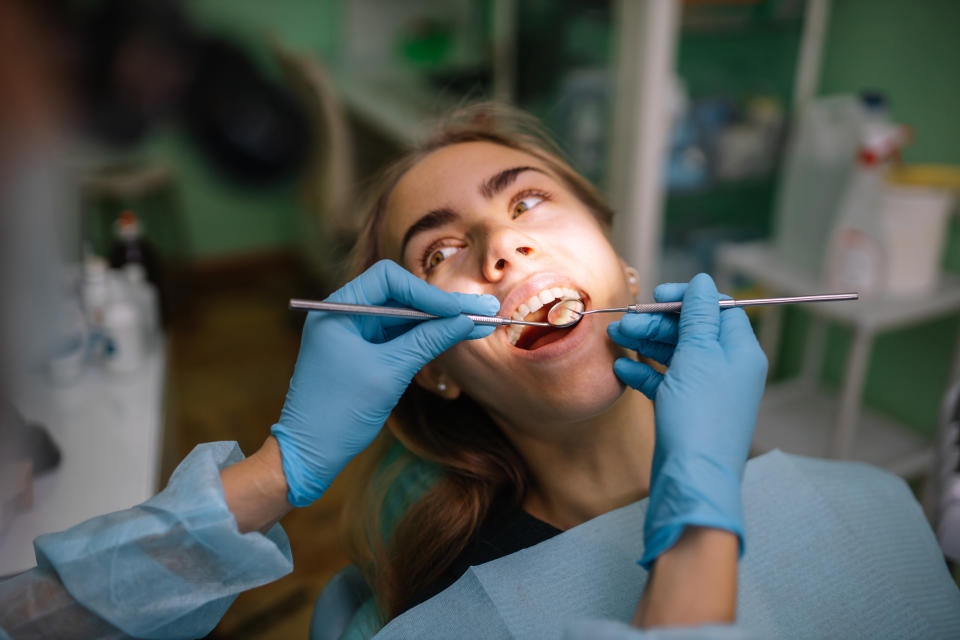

{"left": 511, "top": 193, "right": 546, "bottom": 219}
{"left": 425, "top": 245, "right": 461, "bottom": 271}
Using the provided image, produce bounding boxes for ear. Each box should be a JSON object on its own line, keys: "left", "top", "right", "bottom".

{"left": 620, "top": 259, "right": 640, "bottom": 298}
{"left": 414, "top": 361, "right": 462, "bottom": 400}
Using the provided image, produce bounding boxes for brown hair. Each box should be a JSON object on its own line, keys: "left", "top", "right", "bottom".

{"left": 341, "top": 104, "right": 614, "bottom": 623}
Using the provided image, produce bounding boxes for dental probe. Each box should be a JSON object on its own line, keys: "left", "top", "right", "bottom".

{"left": 288, "top": 299, "right": 553, "bottom": 327}
{"left": 546, "top": 292, "right": 860, "bottom": 328}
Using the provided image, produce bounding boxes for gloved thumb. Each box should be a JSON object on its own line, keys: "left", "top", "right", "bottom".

{"left": 678, "top": 273, "right": 720, "bottom": 345}
{"left": 390, "top": 315, "right": 475, "bottom": 369}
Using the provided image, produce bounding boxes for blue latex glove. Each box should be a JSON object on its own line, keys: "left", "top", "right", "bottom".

{"left": 607, "top": 273, "right": 767, "bottom": 567}
{"left": 272, "top": 260, "right": 500, "bottom": 507}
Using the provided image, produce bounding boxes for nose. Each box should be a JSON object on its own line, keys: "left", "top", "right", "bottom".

{"left": 481, "top": 225, "right": 538, "bottom": 281}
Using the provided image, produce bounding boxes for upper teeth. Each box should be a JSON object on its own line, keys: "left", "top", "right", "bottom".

{"left": 507, "top": 287, "right": 582, "bottom": 345}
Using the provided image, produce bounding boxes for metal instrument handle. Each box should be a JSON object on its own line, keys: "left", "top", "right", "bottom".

{"left": 625, "top": 293, "right": 859, "bottom": 314}
{"left": 288, "top": 299, "right": 547, "bottom": 327}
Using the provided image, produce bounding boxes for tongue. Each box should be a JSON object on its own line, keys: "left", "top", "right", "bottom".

{"left": 515, "top": 304, "right": 569, "bottom": 350}
{"left": 528, "top": 329, "right": 568, "bottom": 350}
{"left": 515, "top": 325, "right": 563, "bottom": 350}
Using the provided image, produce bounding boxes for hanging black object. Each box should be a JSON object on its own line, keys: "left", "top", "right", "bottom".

{"left": 183, "top": 37, "right": 309, "bottom": 185}
{"left": 75, "top": 0, "right": 308, "bottom": 184}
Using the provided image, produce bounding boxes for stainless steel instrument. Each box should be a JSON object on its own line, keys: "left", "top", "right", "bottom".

{"left": 290, "top": 292, "right": 860, "bottom": 330}
{"left": 546, "top": 293, "right": 861, "bottom": 327}
{"left": 288, "top": 299, "right": 552, "bottom": 327}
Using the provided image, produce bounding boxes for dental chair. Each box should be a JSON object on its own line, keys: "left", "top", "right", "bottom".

{"left": 311, "top": 442, "right": 440, "bottom": 640}
{"left": 309, "top": 565, "right": 371, "bottom": 640}
{"left": 310, "top": 435, "right": 960, "bottom": 640}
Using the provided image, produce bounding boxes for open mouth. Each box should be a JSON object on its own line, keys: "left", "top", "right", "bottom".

{"left": 506, "top": 286, "right": 586, "bottom": 350}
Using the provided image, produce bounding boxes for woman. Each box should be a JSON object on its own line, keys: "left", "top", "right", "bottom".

{"left": 6, "top": 106, "right": 954, "bottom": 639}
{"left": 1, "top": 104, "right": 763, "bottom": 638}
{"left": 335, "top": 105, "right": 765, "bottom": 629}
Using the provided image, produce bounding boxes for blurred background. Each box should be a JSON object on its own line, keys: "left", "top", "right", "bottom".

{"left": 1, "top": 0, "right": 959, "bottom": 636}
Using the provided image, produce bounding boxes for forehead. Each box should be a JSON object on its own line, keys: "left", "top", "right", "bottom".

{"left": 381, "top": 141, "right": 553, "bottom": 258}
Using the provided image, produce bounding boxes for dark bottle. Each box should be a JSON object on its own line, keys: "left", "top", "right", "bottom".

{"left": 108, "top": 210, "right": 158, "bottom": 277}
{"left": 108, "top": 210, "right": 166, "bottom": 321}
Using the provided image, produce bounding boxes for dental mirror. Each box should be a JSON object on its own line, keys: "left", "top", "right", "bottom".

{"left": 546, "top": 292, "right": 860, "bottom": 329}
{"left": 547, "top": 298, "right": 586, "bottom": 328}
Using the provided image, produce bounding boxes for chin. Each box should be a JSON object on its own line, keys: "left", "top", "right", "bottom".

{"left": 546, "top": 359, "right": 626, "bottom": 422}
{"left": 485, "top": 349, "right": 627, "bottom": 428}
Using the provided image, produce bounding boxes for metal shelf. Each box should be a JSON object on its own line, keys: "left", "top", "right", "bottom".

{"left": 718, "top": 240, "right": 960, "bottom": 480}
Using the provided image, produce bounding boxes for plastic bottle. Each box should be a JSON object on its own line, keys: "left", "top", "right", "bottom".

{"left": 772, "top": 92, "right": 888, "bottom": 277}
{"left": 109, "top": 210, "right": 163, "bottom": 281}
{"left": 102, "top": 271, "right": 145, "bottom": 373}
{"left": 824, "top": 122, "right": 909, "bottom": 295}
{"left": 102, "top": 295, "right": 145, "bottom": 373}
{"left": 123, "top": 263, "right": 159, "bottom": 348}
{"left": 108, "top": 210, "right": 165, "bottom": 324}
{"left": 82, "top": 255, "right": 110, "bottom": 326}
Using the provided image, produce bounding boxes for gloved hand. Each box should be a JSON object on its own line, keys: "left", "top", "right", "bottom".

{"left": 607, "top": 273, "right": 767, "bottom": 568}
{"left": 271, "top": 260, "right": 500, "bottom": 507}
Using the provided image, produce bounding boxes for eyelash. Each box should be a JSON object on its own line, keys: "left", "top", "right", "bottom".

{"left": 420, "top": 188, "right": 553, "bottom": 273}
{"left": 510, "top": 189, "right": 552, "bottom": 219}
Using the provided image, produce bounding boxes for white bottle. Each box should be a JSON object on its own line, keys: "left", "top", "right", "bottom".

{"left": 102, "top": 269, "right": 145, "bottom": 373}
{"left": 825, "top": 122, "right": 909, "bottom": 295}
{"left": 82, "top": 255, "right": 111, "bottom": 363}
{"left": 773, "top": 96, "right": 865, "bottom": 276}
{"left": 124, "top": 263, "right": 159, "bottom": 348}
{"left": 103, "top": 297, "right": 145, "bottom": 373}
{"left": 82, "top": 255, "right": 110, "bottom": 328}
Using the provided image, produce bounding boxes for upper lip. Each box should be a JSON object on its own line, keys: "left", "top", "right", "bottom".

{"left": 499, "top": 272, "right": 589, "bottom": 320}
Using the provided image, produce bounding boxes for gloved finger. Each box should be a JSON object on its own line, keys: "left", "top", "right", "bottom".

{"left": 451, "top": 291, "right": 501, "bottom": 317}
{"left": 608, "top": 322, "right": 676, "bottom": 364}
{"left": 677, "top": 273, "right": 720, "bottom": 345}
{"left": 611, "top": 335, "right": 675, "bottom": 365}
{"left": 613, "top": 357, "right": 663, "bottom": 400}
{"left": 336, "top": 260, "right": 462, "bottom": 316}
{"left": 389, "top": 315, "right": 475, "bottom": 367}
{"left": 466, "top": 323, "right": 497, "bottom": 340}
{"left": 374, "top": 292, "right": 498, "bottom": 331}
{"left": 653, "top": 283, "right": 733, "bottom": 304}
{"left": 653, "top": 283, "right": 687, "bottom": 302}
{"left": 719, "top": 306, "right": 763, "bottom": 354}
{"left": 378, "top": 299, "right": 498, "bottom": 342}
{"left": 616, "top": 313, "right": 678, "bottom": 345}
{"left": 381, "top": 318, "right": 493, "bottom": 342}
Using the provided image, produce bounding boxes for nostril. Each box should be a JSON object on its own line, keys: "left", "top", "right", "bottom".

{"left": 495, "top": 258, "right": 507, "bottom": 270}
{"left": 516, "top": 246, "right": 532, "bottom": 256}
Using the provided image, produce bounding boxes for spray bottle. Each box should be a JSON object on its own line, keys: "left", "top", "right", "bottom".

{"left": 825, "top": 121, "right": 910, "bottom": 295}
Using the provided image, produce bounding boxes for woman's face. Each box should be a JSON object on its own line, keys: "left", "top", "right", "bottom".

{"left": 381, "top": 141, "right": 635, "bottom": 435}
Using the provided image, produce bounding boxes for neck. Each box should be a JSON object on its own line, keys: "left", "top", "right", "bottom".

{"left": 500, "top": 388, "right": 654, "bottom": 530}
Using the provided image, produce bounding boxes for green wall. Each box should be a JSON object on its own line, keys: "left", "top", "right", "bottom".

{"left": 776, "top": 0, "right": 960, "bottom": 436}
{"left": 117, "top": 0, "right": 341, "bottom": 259}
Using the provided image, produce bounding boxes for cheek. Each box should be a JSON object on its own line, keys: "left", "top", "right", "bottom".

{"left": 436, "top": 338, "right": 497, "bottom": 385}
{"left": 544, "top": 225, "right": 626, "bottom": 293}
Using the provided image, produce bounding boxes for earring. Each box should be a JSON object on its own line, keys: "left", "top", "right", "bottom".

{"left": 437, "top": 382, "right": 447, "bottom": 393}
{"left": 625, "top": 266, "right": 640, "bottom": 300}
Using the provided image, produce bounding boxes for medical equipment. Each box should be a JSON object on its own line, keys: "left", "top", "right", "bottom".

{"left": 289, "top": 299, "right": 552, "bottom": 327}
{"left": 290, "top": 293, "right": 859, "bottom": 330}
{"left": 547, "top": 292, "right": 859, "bottom": 328}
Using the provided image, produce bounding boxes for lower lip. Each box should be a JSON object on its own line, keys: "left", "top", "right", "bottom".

{"left": 503, "top": 314, "right": 592, "bottom": 361}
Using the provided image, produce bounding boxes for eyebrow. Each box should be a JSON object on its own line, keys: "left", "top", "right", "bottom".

{"left": 400, "top": 207, "right": 459, "bottom": 257}
{"left": 399, "top": 165, "right": 550, "bottom": 258}
{"left": 479, "top": 166, "right": 547, "bottom": 199}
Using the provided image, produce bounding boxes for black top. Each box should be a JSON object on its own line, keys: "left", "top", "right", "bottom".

{"left": 408, "top": 503, "right": 562, "bottom": 609}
